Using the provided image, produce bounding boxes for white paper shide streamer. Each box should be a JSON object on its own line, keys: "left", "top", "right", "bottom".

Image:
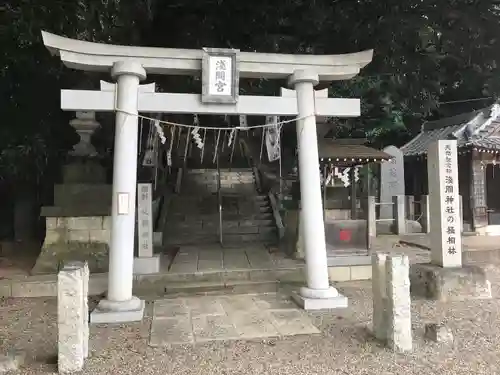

{"left": 325, "top": 165, "right": 335, "bottom": 186}
{"left": 228, "top": 128, "right": 236, "bottom": 147}
{"left": 153, "top": 119, "right": 166, "bottom": 144}
{"left": 190, "top": 115, "right": 204, "bottom": 149}
{"left": 166, "top": 126, "right": 174, "bottom": 167}
{"left": 334, "top": 167, "right": 351, "bottom": 187}
{"left": 142, "top": 119, "right": 157, "bottom": 167}
{"left": 265, "top": 116, "right": 281, "bottom": 162}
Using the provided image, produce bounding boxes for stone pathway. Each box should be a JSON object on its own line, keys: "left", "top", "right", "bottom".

{"left": 149, "top": 293, "right": 319, "bottom": 346}
{"left": 168, "top": 245, "right": 302, "bottom": 273}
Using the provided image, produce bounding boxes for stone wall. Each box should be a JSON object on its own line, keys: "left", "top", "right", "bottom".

{"left": 54, "top": 184, "right": 111, "bottom": 209}
{"left": 32, "top": 216, "right": 110, "bottom": 274}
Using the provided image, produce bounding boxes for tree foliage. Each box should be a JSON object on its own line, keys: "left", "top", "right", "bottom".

{"left": 3, "top": 0, "right": 500, "bottom": 184}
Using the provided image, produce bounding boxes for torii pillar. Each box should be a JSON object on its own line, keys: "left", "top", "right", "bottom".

{"left": 288, "top": 71, "right": 347, "bottom": 309}
{"left": 91, "top": 61, "right": 147, "bottom": 323}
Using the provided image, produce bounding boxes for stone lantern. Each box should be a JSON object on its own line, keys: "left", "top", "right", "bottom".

{"left": 63, "top": 111, "right": 105, "bottom": 184}
{"left": 69, "top": 111, "right": 100, "bottom": 157}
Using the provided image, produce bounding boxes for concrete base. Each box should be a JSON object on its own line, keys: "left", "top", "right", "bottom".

{"left": 410, "top": 263, "right": 492, "bottom": 302}
{"left": 291, "top": 291, "right": 348, "bottom": 310}
{"left": 90, "top": 297, "right": 145, "bottom": 324}
{"left": 133, "top": 255, "right": 161, "bottom": 275}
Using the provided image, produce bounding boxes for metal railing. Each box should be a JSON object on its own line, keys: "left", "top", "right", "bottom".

{"left": 216, "top": 151, "right": 223, "bottom": 245}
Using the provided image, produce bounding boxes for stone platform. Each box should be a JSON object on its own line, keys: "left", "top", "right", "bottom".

{"left": 410, "top": 263, "right": 492, "bottom": 302}
{"left": 0, "top": 241, "right": 412, "bottom": 299}
{"left": 149, "top": 293, "right": 320, "bottom": 346}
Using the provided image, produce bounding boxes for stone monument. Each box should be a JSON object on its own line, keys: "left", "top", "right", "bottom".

{"left": 380, "top": 146, "right": 405, "bottom": 219}
{"left": 410, "top": 140, "right": 492, "bottom": 301}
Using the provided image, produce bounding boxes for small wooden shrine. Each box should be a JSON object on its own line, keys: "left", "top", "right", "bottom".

{"left": 318, "top": 138, "right": 392, "bottom": 253}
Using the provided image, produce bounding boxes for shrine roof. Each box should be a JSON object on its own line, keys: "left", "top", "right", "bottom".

{"left": 318, "top": 140, "right": 392, "bottom": 164}
{"left": 401, "top": 102, "right": 500, "bottom": 156}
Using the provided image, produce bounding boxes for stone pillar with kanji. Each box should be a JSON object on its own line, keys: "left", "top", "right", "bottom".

{"left": 409, "top": 139, "right": 491, "bottom": 302}
{"left": 427, "top": 140, "right": 461, "bottom": 267}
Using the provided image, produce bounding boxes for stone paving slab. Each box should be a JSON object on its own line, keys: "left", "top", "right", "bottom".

{"left": 149, "top": 317, "right": 194, "bottom": 346}
{"left": 267, "top": 310, "right": 320, "bottom": 336}
{"left": 153, "top": 299, "right": 189, "bottom": 317}
{"left": 149, "top": 292, "right": 320, "bottom": 346}
{"left": 192, "top": 315, "right": 240, "bottom": 342}
{"left": 169, "top": 262, "right": 198, "bottom": 273}
{"left": 184, "top": 296, "right": 226, "bottom": 316}
{"left": 197, "top": 260, "right": 223, "bottom": 271}
{"left": 253, "top": 293, "right": 297, "bottom": 310}
{"left": 167, "top": 245, "right": 300, "bottom": 273}
{"left": 230, "top": 311, "right": 280, "bottom": 338}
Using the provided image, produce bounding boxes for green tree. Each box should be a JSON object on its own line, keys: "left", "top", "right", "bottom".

{"left": 4, "top": 0, "right": 500, "bottom": 185}
{"left": 0, "top": 0, "right": 156, "bottom": 190}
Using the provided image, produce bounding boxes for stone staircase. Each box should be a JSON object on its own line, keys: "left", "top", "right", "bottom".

{"left": 163, "top": 168, "right": 278, "bottom": 246}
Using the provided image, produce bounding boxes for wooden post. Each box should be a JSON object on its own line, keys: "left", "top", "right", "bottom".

{"left": 406, "top": 195, "right": 415, "bottom": 221}
{"left": 367, "top": 196, "right": 376, "bottom": 251}
{"left": 350, "top": 168, "right": 357, "bottom": 219}
{"left": 421, "top": 195, "right": 430, "bottom": 233}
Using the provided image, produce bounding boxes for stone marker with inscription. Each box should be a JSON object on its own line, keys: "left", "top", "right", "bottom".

{"left": 427, "top": 140, "right": 461, "bottom": 267}
{"left": 380, "top": 146, "right": 405, "bottom": 219}
{"left": 137, "top": 183, "right": 153, "bottom": 258}
{"left": 134, "top": 183, "right": 160, "bottom": 274}
{"left": 410, "top": 140, "right": 492, "bottom": 302}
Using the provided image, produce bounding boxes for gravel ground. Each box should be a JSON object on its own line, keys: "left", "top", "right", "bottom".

{"left": 2, "top": 265, "right": 500, "bottom": 375}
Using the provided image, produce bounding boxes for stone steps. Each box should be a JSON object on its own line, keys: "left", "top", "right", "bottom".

{"left": 165, "top": 232, "right": 277, "bottom": 246}
{"left": 168, "top": 212, "right": 274, "bottom": 222}
{"left": 165, "top": 226, "right": 276, "bottom": 236}
{"left": 173, "top": 194, "right": 268, "bottom": 202}
{"left": 223, "top": 232, "right": 277, "bottom": 243}
{"left": 132, "top": 267, "right": 304, "bottom": 297}
{"left": 162, "top": 280, "right": 280, "bottom": 297}
{"left": 167, "top": 219, "right": 274, "bottom": 229}
{"left": 164, "top": 167, "right": 277, "bottom": 246}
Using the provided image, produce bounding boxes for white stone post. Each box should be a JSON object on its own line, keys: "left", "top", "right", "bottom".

{"left": 367, "top": 196, "right": 377, "bottom": 249}
{"left": 82, "top": 262, "right": 89, "bottom": 358}
{"left": 427, "top": 140, "right": 462, "bottom": 268}
{"left": 385, "top": 255, "right": 412, "bottom": 352}
{"left": 58, "top": 261, "right": 89, "bottom": 374}
{"left": 393, "top": 195, "right": 406, "bottom": 235}
{"left": 372, "top": 252, "right": 387, "bottom": 341}
{"left": 288, "top": 70, "right": 346, "bottom": 309}
{"left": 91, "top": 61, "right": 146, "bottom": 323}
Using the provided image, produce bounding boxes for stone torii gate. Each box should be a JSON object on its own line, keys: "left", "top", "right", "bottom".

{"left": 41, "top": 31, "right": 373, "bottom": 323}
